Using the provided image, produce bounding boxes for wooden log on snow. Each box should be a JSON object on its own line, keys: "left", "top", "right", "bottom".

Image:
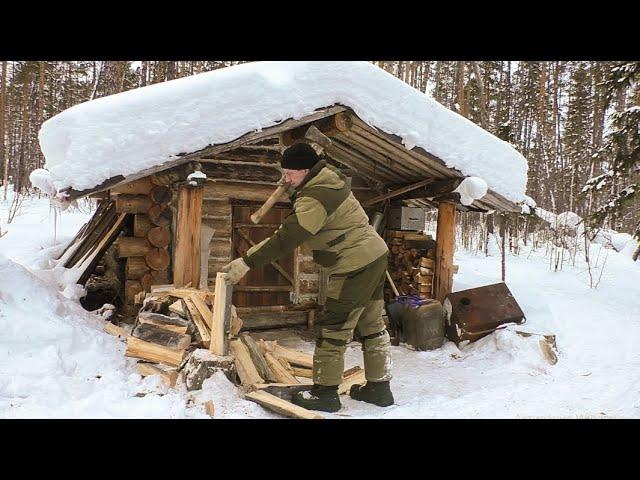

{"left": 115, "top": 194, "right": 153, "bottom": 214}
{"left": 181, "top": 349, "right": 236, "bottom": 390}
{"left": 250, "top": 383, "right": 313, "bottom": 401}
{"left": 137, "top": 363, "right": 178, "bottom": 388}
{"left": 147, "top": 226, "right": 171, "bottom": 248}
{"left": 271, "top": 344, "right": 313, "bottom": 369}
{"left": 229, "top": 338, "right": 264, "bottom": 386}
{"left": 337, "top": 368, "right": 366, "bottom": 395}
{"left": 292, "top": 366, "right": 313, "bottom": 379}
{"left": 103, "top": 322, "right": 129, "bottom": 339}
{"left": 145, "top": 247, "right": 171, "bottom": 271}
{"left": 116, "top": 237, "right": 151, "bottom": 258}
{"left": 243, "top": 390, "right": 323, "bottom": 420}
{"left": 126, "top": 256, "right": 150, "bottom": 280}
{"left": 125, "top": 337, "right": 187, "bottom": 367}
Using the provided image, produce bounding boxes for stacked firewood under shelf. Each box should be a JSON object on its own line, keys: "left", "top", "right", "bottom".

{"left": 386, "top": 230, "right": 437, "bottom": 299}
{"left": 112, "top": 176, "right": 173, "bottom": 309}
{"left": 103, "top": 284, "right": 365, "bottom": 419}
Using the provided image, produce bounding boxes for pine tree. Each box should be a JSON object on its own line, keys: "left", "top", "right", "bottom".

{"left": 583, "top": 62, "right": 640, "bottom": 240}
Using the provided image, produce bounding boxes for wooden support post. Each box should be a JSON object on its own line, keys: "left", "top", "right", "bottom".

{"left": 174, "top": 184, "right": 203, "bottom": 288}
{"left": 210, "top": 272, "right": 233, "bottom": 356}
{"left": 434, "top": 202, "right": 456, "bottom": 304}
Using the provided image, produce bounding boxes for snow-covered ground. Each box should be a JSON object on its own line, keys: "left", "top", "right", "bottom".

{"left": 1, "top": 191, "right": 639, "bottom": 418}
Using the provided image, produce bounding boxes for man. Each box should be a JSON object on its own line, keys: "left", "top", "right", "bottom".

{"left": 222, "top": 143, "right": 394, "bottom": 412}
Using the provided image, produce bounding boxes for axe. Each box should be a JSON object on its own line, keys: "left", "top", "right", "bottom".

{"left": 250, "top": 126, "right": 333, "bottom": 224}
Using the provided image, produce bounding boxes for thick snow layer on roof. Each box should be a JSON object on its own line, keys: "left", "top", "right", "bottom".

{"left": 39, "top": 61, "right": 528, "bottom": 202}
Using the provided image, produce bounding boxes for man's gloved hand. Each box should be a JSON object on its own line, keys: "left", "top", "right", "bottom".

{"left": 221, "top": 257, "right": 250, "bottom": 285}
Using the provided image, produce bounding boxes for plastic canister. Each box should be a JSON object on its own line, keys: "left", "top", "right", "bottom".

{"left": 387, "top": 295, "right": 445, "bottom": 351}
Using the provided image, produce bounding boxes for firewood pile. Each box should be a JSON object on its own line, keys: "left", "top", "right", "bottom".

{"left": 385, "top": 230, "right": 437, "bottom": 299}
{"left": 102, "top": 284, "right": 365, "bottom": 419}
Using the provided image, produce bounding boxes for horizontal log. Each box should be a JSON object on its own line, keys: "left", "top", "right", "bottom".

{"left": 125, "top": 337, "right": 187, "bottom": 367}
{"left": 151, "top": 269, "right": 170, "bottom": 285}
{"left": 116, "top": 237, "right": 151, "bottom": 258}
{"left": 132, "top": 323, "right": 192, "bottom": 350}
{"left": 204, "top": 181, "right": 289, "bottom": 203}
{"left": 137, "top": 363, "right": 178, "bottom": 387}
{"left": 201, "top": 199, "right": 232, "bottom": 217}
{"left": 125, "top": 280, "right": 143, "bottom": 304}
{"left": 239, "top": 310, "right": 308, "bottom": 331}
{"left": 111, "top": 177, "right": 153, "bottom": 195}
{"left": 115, "top": 194, "right": 153, "bottom": 214}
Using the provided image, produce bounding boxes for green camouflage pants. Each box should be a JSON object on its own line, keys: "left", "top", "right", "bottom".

{"left": 314, "top": 254, "right": 393, "bottom": 386}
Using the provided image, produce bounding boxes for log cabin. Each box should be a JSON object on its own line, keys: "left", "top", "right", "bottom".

{"left": 39, "top": 62, "right": 528, "bottom": 329}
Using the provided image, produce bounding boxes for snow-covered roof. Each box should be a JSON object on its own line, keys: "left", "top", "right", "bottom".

{"left": 38, "top": 61, "right": 528, "bottom": 203}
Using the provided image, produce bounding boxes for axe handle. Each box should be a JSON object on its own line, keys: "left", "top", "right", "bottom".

{"left": 250, "top": 183, "right": 290, "bottom": 224}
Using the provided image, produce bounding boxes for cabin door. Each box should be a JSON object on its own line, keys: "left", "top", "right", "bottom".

{"left": 231, "top": 203, "right": 295, "bottom": 307}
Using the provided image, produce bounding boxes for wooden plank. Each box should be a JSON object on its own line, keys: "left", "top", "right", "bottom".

{"left": 229, "top": 339, "right": 264, "bottom": 386}
{"left": 125, "top": 337, "right": 186, "bottom": 367}
{"left": 111, "top": 177, "right": 153, "bottom": 195}
{"left": 137, "top": 363, "right": 178, "bottom": 387}
{"left": 183, "top": 297, "right": 211, "bottom": 346}
{"left": 210, "top": 272, "right": 233, "bottom": 356}
{"left": 434, "top": 202, "right": 456, "bottom": 303}
{"left": 244, "top": 390, "right": 323, "bottom": 420}
{"left": 361, "top": 178, "right": 436, "bottom": 207}
{"left": 174, "top": 184, "right": 203, "bottom": 288}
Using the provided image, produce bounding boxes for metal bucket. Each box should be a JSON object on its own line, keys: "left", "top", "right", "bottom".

{"left": 387, "top": 296, "right": 445, "bottom": 351}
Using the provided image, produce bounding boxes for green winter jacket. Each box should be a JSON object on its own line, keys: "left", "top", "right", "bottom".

{"left": 243, "top": 160, "right": 388, "bottom": 275}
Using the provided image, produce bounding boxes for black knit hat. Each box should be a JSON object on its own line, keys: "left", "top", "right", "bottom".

{"left": 281, "top": 143, "right": 320, "bottom": 170}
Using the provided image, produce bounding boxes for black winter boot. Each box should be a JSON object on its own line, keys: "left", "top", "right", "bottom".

{"left": 291, "top": 384, "right": 341, "bottom": 413}
{"left": 349, "top": 381, "right": 394, "bottom": 407}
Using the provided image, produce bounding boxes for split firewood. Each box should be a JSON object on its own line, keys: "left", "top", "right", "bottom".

{"left": 103, "top": 322, "right": 129, "bottom": 339}
{"left": 137, "top": 363, "right": 179, "bottom": 388}
{"left": 229, "top": 339, "right": 264, "bottom": 386}
{"left": 229, "top": 305, "right": 243, "bottom": 337}
{"left": 168, "top": 300, "right": 187, "bottom": 317}
{"left": 276, "top": 355, "right": 295, "bottom": 374}
{"left": 138, "top": 311, "right": 190, "bottom": 335}
{"left": 125, "top": 337, "right": 187, "bottom": 367}
{"left": 271, "top": 345, "right": 314, "bottom": 369}
{"left": 264, "top": 352, "right": 300, "bottom": 384}
{"left": 292, "top": 367, "right": 313, "bottom": 378}
{"left": 132, "top": 323, "right": 192, "bottom": 350}
{"left": 204, "top": 400, "right": 215, "bottom": 417}
{"left": 240, "top": 334, "right": 278, "bottom": 383}
{"left": 183, "top": 297, "right": 211, "bottom": 347}
{"left": 189, "top": 293, "right": 213, "bottom": 330}
{"left": 243, "top": 390, "right": 323, "bottom": 420}
{"left": 181, "top": 349, "right": 236, "bottom": 390}
{"left": 337, "top": 368, "right": 366, "bottom": 395}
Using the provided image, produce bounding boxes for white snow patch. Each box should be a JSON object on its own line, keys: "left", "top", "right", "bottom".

{"left": 39, "top": 61, "right": 528, "bottom": 203}
{"left": 453, "top": 176, "right": 488, "bottom": 206}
